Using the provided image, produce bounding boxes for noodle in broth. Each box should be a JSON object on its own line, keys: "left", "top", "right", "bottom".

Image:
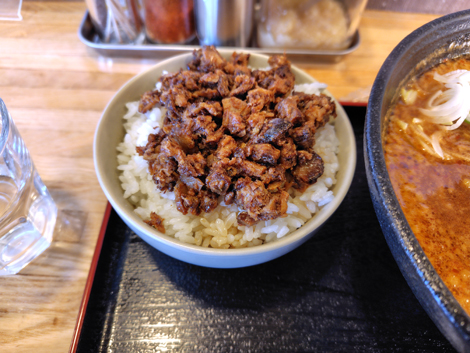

{"left": 384, "top": 57, "right": 470, "bottom": 314}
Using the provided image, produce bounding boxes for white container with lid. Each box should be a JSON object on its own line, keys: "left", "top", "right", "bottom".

{"left": 257, "top": 0, "right": 367, "bottom": 50}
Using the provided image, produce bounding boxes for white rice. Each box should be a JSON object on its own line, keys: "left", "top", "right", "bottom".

{"left": 116, "top": 82, "right": 340, "bottom": 248}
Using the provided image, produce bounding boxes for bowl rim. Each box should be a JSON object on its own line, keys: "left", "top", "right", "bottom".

{"left": 365, "top": 9, "right": 470, "bottom": 350}
{"left": 93, "top": 49, "right": 356, "bottom": 261}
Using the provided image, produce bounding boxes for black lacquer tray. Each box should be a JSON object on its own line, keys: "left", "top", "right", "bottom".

{"left": 71, "top": 106, "right": 455, "bottom": 353}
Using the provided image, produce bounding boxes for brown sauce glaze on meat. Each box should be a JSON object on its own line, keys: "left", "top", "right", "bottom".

{"left": 136, "top": 46, "right": 336, "bottom": 225}
{"left": 144, "top": 212, "right": 166, "bottom": 233}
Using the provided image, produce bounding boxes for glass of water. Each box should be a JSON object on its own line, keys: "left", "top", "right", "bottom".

{"left": 0, "top": 99, "right": 57, "bottom": 275}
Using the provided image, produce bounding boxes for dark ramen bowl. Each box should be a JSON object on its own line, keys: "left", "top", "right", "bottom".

{"left": 365, "top": 10, "right": 470, "bottom": 353}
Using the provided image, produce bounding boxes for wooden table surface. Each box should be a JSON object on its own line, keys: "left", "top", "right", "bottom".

{"left": 0, "top": 1, "right": 442, "bottom": 352}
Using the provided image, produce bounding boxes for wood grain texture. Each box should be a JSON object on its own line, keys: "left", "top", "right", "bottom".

{"left": 0, "top": 1, "right": 441, "bottom": 352}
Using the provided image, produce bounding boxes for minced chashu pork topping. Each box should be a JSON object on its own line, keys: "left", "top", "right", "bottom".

{"left": 136, "top": 46, "right": 336, "bottom": 228}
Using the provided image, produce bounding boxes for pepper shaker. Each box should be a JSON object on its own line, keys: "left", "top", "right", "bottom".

{"left": 193, "top": 0, "right": 254, "bottom": 47}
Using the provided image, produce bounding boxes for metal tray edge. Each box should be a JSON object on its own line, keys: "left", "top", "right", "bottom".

{"left": 78, "top": 11, "right": 361, "bottom": 61}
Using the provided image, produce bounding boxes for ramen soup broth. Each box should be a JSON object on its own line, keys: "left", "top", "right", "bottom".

{"left": 384, "top": 57, "right": 470, "bottom": 315}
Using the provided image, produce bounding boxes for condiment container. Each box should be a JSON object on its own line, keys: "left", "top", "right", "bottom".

{"left": 85, "top": 0, "right": 144, "bottom": 44}
{"left": 193, "top": 0, "right": 254, "bottom": 47}
{"left": 143, "top": 0, "right": 196, "bottom": 44}
{"left": 257, "top": 0, "right": 367, "bottom": 50}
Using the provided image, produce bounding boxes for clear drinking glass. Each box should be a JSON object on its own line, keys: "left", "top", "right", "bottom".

{"left": 0, "top": 99, "right": 57, "bottom": 275}
{"left": 0, "top": 0, "right": 23, "bottom": 21}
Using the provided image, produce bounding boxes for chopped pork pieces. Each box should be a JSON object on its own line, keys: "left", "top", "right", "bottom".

{"left": 137, "top": 46, "right": 336, "bottom": 227}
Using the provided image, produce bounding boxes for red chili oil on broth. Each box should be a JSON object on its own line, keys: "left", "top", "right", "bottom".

{"left": 384, "top": 57, "right": 470, "bottom": 314}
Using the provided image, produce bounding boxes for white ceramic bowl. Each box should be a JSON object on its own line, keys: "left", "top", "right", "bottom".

{"left": 94, "top": 50, "right": 356, "bottom": 268}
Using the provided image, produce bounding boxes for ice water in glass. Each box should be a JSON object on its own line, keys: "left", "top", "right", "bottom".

{"left": 0, "top": 99, "right": 57, "bottom": 275}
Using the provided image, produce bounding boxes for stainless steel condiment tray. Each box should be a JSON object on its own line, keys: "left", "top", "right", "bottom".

{"left": 78, "top": 11, "right": 360, "bottom": 63}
